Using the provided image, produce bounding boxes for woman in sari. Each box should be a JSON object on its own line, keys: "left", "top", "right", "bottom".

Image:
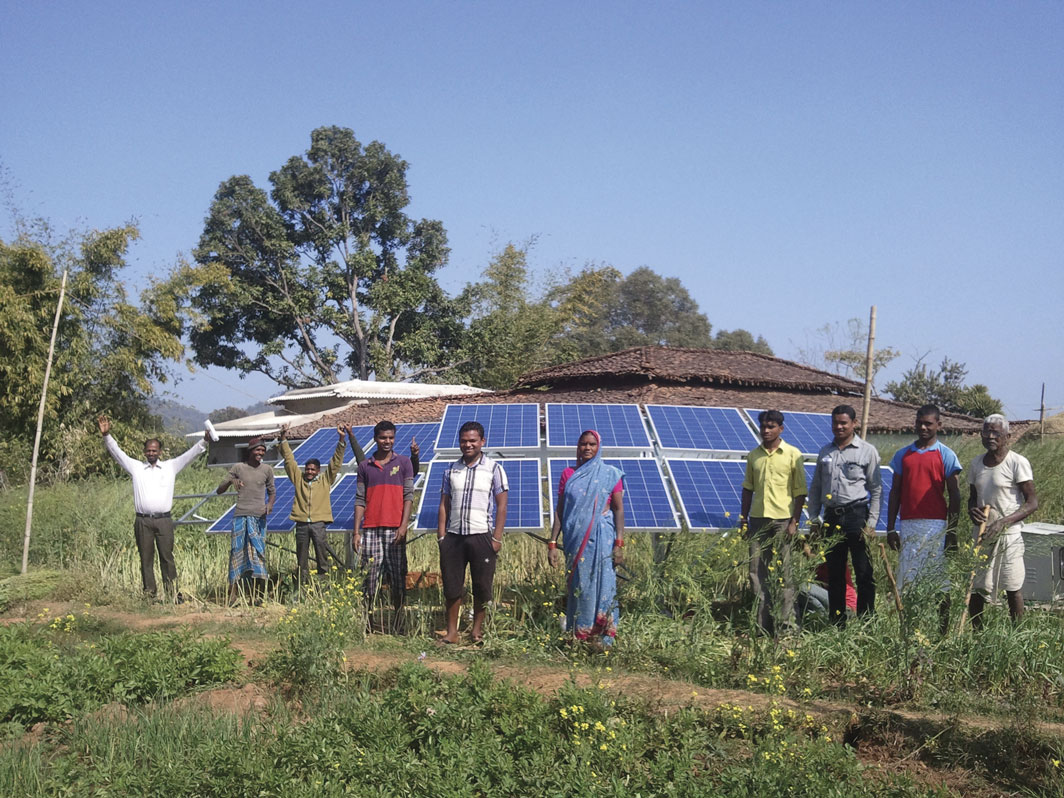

{"left": 548, "top": 430, "right": 625, "bottom": 649}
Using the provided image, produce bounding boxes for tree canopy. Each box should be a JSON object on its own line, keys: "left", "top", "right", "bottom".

{"left": 885, "top": 357, "right": 1003, "bottom": 418}
{"left": 453, "top": 249, "right": 774, "bottom": 388}
{"left": 171, "top": 126, "right": 455, "bottom": 387}
{"left": 0, "top": 220, "right": 185, "bottom": 483}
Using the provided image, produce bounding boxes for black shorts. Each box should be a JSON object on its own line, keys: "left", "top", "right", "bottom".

{"left": 438, "top": 533, "right": 497, "bottom": 602}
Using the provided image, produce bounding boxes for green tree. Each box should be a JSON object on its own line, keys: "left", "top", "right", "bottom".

{"left": 455, "top": 244, "right": 559, "bottom": 389}
{"left": 0, "top": 221, "right": 184, "bottom": 483}
{"left": 885, "top": 357, "right": 1003, "bottom": 418}
{"left": 607, "top": 267, "right": 713, "bottom": 350}
{"left": 172, "top": 126, "right": 454, "bottom": 387}
{"left": 711, "top": 328, "right": 774, "bottom": 355}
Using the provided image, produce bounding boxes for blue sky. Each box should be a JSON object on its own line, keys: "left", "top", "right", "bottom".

{"left": 2, "top": 2, "right": 1061, "bottom": 419}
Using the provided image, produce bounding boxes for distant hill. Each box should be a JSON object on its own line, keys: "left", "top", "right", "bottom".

{"left": 150, "top": 398, "right": 275, "bottom": 435}
{"left": 150, "top": 398, "right": 204, "bottom": 435}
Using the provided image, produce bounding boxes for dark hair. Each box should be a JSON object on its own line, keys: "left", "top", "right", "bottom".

{"left": 758, "top": 410, "right": 784, "bottom": 426}
{"left": 831, "top": 404, "right": 857, "bottom": 421}
{"left": 459, "top": 421, "right": 485, "bottom": 439}
{"left": 373, "top": 420, "right": 397, "bottom": 437}
{"left": 143, "top": 438, "right": 162, "bottom": 449}
{"left": 305, "top": 458, "right": 321, "bottom": 469}
{"left": 916, "top": 404, "right": 940, "bottom": 420}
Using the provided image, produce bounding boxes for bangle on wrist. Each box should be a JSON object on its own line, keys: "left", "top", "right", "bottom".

{"left": 613, "top": 539, "right": 624, "bottom": 549}
{"left": 547, "top": 540, "right": 557, "bottom": 550}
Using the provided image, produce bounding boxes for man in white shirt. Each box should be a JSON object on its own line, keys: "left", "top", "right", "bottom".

{"left": 99, "top": 415, "right": 208, "bottom": 602}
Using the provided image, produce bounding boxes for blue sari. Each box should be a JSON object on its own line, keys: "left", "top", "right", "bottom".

{"left": 560, "top": 436, "right": 624, "bottom": 644}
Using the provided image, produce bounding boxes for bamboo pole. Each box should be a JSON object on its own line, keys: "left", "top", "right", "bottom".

{"left": 860, "top": 306, "right": 876, "bottom": 439}
{"left": 956, "top": 505, "right": 991, "bottom": 634}
{"left": 1040, "top": 383, "right": 1046, "bottom": 443}
{"left": 22, "top": 268, "right": 69, "bottom": 574}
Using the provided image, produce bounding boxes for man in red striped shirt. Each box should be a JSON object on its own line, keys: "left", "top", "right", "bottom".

{"left": 354, "top": 421, "right": 415, "bottom": 633}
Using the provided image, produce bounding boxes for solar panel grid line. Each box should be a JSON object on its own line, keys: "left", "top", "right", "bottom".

{"left": 743, "top": 408, "right": 833, "bottom": 457}
{"left": 545, "top": 403, "right": 651, "bottom": 449}
{"left": 547, "top": 458, "right": 678, "bottom": 530}
{"left": 435, "top": 403, "right": 540, "bottom": 450}
{"left": 645, "top": 405, "right": 759, "bottom": 453}
{"left": 413, "top": 458, "right": 544, "bottom": 531}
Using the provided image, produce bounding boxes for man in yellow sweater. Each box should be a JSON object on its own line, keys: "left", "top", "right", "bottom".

{"left": 279, "top": 423, "right": 351, "bottom": 583}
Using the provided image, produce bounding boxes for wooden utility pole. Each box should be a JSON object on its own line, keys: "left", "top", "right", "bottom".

{"left": 22, "top": 268, "right": 68, "bottom": 574}
{"left": 1040, "top": 383, "right": 1046, "bottom": 443}
{"left": 860, "top": 306, "right": 876, "bottom": 439}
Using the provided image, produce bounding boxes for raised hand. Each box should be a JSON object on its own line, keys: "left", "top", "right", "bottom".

{"left": 97, "top": 415, "right": 111, "bottom": 436}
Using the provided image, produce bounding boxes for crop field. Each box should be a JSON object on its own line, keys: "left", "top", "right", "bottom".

{"left": 0, "top": 435, "right": 1062, "bottom": 796}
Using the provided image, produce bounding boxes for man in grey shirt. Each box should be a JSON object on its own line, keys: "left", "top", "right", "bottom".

{"left": 808, "top": 404, "right": 882, "bottom": 626}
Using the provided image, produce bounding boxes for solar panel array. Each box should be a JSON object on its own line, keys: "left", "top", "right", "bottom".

{"left": 351, "top": 422, "right": 440, "bottom": 465}
{"left": 548, "top": 458, "right": 678, "bottom": 530}
{"left": 646, "top": 405, "right": 758, "bottom": 453}
{"left": 545, "top": 403, "right": 651, "bottom": 449}
{"left": 744, "top": 409, "right": 832, "bottom": 456}
{"left": 413, "top": 458, "right": 544, "bottom": 530}
{"left": 208, "top": 477, "right": 297, "bottom": 534}
{"left": 211, "top": 402, "right": 896, "bottom": 536}
{"left": 283, "top": 427, "right": 360, "bottom": 468}
{"left": 436, "top": 404, "right": 539, "bottom": 450}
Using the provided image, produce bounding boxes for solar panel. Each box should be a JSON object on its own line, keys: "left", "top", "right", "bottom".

{"left": 802, "top": 463, "right": 894, "bottom": 532}
{"left": 744, "top": 409, "right": 832, "bottom": 456}
{"left": 413, "top": 458, "right": 544, "bottom": 530}
{"left": 646, "top": 405, "right": 758, "bottom": 453}
{"left": 207, "top": 477, "right": 297, "bottom": 534}
{"left": 436, "top": 404, "right": 539, "bottom": 450}
{"left": 545, "top": 403, "right": 651, "bottom": 449}
{"left": 667, "top": 459, "right": 747, "bottom": 530}
{"left": 349, "top": 422, "right": 439, "bottom": 466}
{"left": 326, "top": 474, "right": 358, "bottom": 532}
{"left": 282, "top": 426, "right": 361, "bottom": 468}
{"left": 548, "top": 458, "right": 679, "bottom": 530}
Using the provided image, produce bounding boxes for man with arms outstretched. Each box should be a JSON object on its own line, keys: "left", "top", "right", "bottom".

{"left": 98, "top": 415, "right": 208, "bottom": 602}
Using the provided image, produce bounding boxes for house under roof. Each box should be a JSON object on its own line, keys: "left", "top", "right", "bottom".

{"left": 285, "top": 346, "right": 983, "bottom": 438}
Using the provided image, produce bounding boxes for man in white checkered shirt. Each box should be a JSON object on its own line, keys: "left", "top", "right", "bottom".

{"left": 436, "top": 421, "right": 508, "bottom": 645}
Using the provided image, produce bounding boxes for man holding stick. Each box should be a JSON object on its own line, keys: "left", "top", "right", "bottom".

{"left": 98, "top": 416, "right": 208, "bottom": 602}
{"left": 966, "top": 414, "right": 1038, "bottom": 627}
{"left": 807, "top": 404, "right": 882, "bottom": 626}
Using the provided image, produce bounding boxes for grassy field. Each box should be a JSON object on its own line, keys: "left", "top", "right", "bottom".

{"left": 0, "top": 434, "right": 1062, "bottom": 795}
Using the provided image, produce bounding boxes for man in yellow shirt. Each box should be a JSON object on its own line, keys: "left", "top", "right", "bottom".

{"left": 740, "top": 410, "right": 807, "bottom": 636}
{"left": 278, "top": 423, "right": 351, "bottom": 584}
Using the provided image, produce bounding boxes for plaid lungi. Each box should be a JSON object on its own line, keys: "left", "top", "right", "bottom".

{"left": 230, "top": 515, "right": 268, "bottom": 583}
{"left": 361, "top": 527, "right": 407, "bottom": 606}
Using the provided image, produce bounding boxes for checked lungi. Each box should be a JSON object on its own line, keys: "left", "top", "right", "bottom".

{"left": 360, "top": 527, "right": 407, "bottom": 608}
{"left": 230, "top": 515, "right": 268, "bottom": 583}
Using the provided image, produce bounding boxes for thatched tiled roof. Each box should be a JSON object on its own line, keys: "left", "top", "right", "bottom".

{"left": 279, "top": 345, "right": 982, "bottom": 439}
{"left": 286, "top": 382, "right": 981, "bottom": 437}
{"left": 517, "top": 346, "right": 861, "bottom": 392}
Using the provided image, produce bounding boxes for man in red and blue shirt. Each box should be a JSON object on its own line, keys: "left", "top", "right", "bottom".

{"left": 886, "top": 404, "right": 961, "bottom": 631}
{"left": 354, "top": 421, "right": 415, "bottom": 632}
